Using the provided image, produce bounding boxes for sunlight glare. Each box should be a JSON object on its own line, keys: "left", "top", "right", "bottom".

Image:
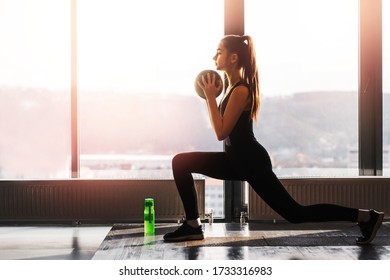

{"left": 78, "top": 0, "right": 224, "bottom": 94}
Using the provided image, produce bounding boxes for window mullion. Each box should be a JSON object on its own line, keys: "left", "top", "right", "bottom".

{"left": 71, "top": 0, "right": 79, "bottom": 178}
{"left": 223, "top": 0, "right": 245, "bottom": 222}
{"left": 359, "top": 0, "right": 383, "bottom": 176}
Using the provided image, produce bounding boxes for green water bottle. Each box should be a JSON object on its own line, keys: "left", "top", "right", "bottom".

{"left": 144, "top": 198, "right": 155, "bottom": 235}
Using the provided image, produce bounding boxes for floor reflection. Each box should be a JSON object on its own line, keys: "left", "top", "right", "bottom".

{"left": 92, "top": 222, "right": 390, "bottom": 260}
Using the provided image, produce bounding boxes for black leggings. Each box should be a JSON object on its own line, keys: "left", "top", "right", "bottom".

{"left": 172, "top": 147, "right": 359, "bottom": 223}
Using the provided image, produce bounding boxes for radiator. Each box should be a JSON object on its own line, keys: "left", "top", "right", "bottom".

{"left": 0, "top": 179, "right": 205, "bottom": 223}
{"left": 249, "top": 177, "right": 390, "bottom": 220}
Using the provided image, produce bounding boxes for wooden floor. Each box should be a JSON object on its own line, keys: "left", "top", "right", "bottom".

{"left": 1, "top": 221, "right": 390, "bottom": 260}
{"left": 0, "top": 225, "right": 111, "bottom": 260}
{"left": 93, "top": 221, "right": 390, "bottom": 260}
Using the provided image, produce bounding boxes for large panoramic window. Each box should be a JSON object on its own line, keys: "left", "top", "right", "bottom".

{"left": 78, "top": 0, "right": 224, "bottom": 179}
{"left": 245, "top": 0, "right": 359, "bottom": 177}
{"left": 3, "top": 0, "right": 385, "bottom": 218}
{"left": 77, "top": 0, "right": 224, "bottom": 216}
{"left": 0, "top": 0, "right": 71, "bottom": 178}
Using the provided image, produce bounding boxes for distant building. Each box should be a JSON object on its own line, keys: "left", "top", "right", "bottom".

{"left": 78, "top": 154, "right": 226, "bottom": 218}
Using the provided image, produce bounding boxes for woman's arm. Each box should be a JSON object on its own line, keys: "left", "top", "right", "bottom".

{"left": 205, "top": 86, "right": 249, "bottom": 141}
{"left": 198, "top": 73, "right": 249, "bottom": 141}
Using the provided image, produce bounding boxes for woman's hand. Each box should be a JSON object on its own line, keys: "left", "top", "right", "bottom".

{"left": 197, "top": 72, "right": 223, "bottom": 100}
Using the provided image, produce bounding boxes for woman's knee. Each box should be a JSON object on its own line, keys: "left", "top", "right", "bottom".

{"left": 172, "top": 153, "right": 192, "bottom": 172}
{"left": 172, "top": 153, "right": 183, "bottom": 171}
{"left": 273, "top": 206, "right": 306, "bottom": 224}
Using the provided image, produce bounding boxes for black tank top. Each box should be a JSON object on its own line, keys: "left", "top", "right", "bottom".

{"left": 218, "top": 81, "right": 257, "bottom": 147}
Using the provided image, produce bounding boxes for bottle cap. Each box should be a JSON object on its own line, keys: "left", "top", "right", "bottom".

{"left": 145, "top": 198, "right": 154, "bottom": 207}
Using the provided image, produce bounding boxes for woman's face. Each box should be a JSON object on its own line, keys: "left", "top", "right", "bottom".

{"left": 213, "top": 41, "right": 230, "bottom": 71}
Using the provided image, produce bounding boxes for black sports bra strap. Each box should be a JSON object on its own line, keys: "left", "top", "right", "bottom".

{"left": 219, "top": 81, "right": 249, "bottom": 114}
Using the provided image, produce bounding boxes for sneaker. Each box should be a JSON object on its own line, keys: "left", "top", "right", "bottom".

{"left": 163, "top": 221, "right": 204, "bottom": 242}
{"left": 356, "top": 209, "right": 384, "bottom": 245}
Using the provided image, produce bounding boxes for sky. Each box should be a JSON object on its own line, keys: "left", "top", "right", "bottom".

{"left": 0, "top": 0, "right": 389, "bottom": 96}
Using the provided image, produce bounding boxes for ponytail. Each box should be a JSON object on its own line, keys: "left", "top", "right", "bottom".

{"left": 242, "top": 35, "right": 260, "bottom": 122}
{"left": 221, "top": 35, "right": 260, "bottom": 122}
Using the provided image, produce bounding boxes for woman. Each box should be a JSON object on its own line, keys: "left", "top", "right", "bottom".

{"left": 163, "top": 35, "right": 384, "bottom": 244}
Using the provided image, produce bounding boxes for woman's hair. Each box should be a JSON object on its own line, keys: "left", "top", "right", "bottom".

{"left": 221, "top": 35, "right": 260, "bottom": 121}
